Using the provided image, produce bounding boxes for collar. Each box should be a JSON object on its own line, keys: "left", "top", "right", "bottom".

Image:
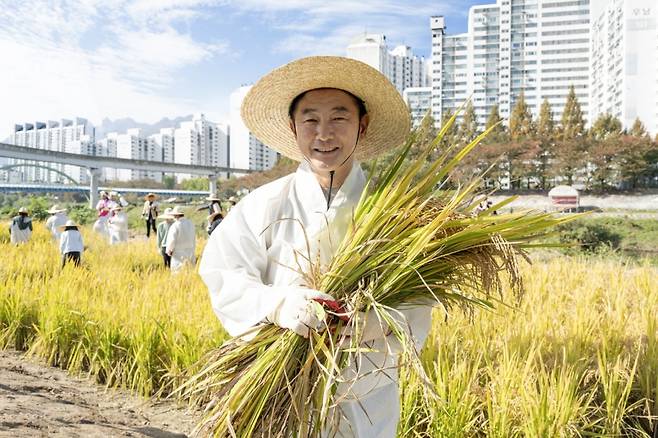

{"left": 295, "top": 161, "right": 366, "bottom": 213}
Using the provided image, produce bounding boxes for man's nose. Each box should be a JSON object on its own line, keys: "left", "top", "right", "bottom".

{"left": 316, "top": 120, "right": 333, "bottom": 140}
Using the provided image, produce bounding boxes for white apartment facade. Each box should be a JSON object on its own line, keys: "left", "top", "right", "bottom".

{"left": 8, "top": 117, "right": 95, "bottom": 183}
{"left": 174, "top": 113, "right": 229, "bottom": 181}
{"left": 431, "top": 0, "right": 591, "bottom": 129}
{"left": 229, "top": 86, "right": 279, "bottom": 173}
{"left": 404, "top": 87, "right": 433, "bottom": 127}
{"left": 347, "top": 34, "right": 429, "bottom": 94}
{"left": 115, "top": 128, "right": 150, "bottom": 182}
{"left": 590, "top": 0, "right": 658, "bottom": 135}
{"left": 148, "top": 128, "right": 175, "bottom": 181}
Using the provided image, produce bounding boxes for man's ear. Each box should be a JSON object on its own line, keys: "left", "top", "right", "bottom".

{"left": 359, "top": 114, "right": 370, "bottom": 137}
{"left": 289, "top": 119, "right": 297, "bottom": 137}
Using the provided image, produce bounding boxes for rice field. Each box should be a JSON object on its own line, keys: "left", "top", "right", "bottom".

{"left": 1, "top": 222, "right": 657, "bottom": 436}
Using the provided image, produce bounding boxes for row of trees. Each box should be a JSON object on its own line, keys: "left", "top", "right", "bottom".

{"left": 439, "top": 86, "right": 658, "bottom": 191}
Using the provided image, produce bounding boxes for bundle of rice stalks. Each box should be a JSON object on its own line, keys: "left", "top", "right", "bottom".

{"left": 175, "top": 112, "right": 573, "bottom": 437}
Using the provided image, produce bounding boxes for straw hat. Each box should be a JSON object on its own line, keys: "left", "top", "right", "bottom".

{"left": 100, "top": 190, "right": 109, "bottom": 198}
{"left": 170, "top": 206, "right": 185, "bottom": 216}
{"left": 18, "top": 207, "right": 28, "bottom": 214}
{"left": 47, "top": 205, "right": 67, "bottom": 214}
{"left": 145, "top": 192, "right": 157, "bottom": 200}
{"left": 228, "top": 196, "right": 237, "bottom": 203}
{"left": 159, "top": 207, "right": 175, "bottom": 220}
{"left": 206, "top": 193, "right": 221, "bottom": 201}
{"left": 58, "top": 219, "right": 78, "bottom": 231}
{"left": 241, "top": 56, "right": 410, "bottom": 162}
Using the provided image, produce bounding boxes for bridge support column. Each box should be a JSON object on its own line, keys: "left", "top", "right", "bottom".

{"left": 88, "top": 168, "right": 102, "bottom": 209}
{"left": 208, "top": 174, "right": 218, "bottom": 196}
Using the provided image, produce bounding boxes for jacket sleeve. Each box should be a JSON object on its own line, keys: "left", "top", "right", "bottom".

{"left": 59, "top": 232, "right": 66, "bottom": 254}
{"left": 198, "top": 203, "right": 293, "bottom": 337}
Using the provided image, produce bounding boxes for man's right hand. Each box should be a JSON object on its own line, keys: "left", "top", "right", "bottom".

{"left": 267, "top": 288, "right": 336, "bottom": 338}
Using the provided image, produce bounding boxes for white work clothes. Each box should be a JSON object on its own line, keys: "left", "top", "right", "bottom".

{"left": 165, "top": 217, "right": 196, "bottom": 272}
{"left": 59, "top": 229, "right": 84, "bottom": 254}
{"left": 46, "top": 213, "right": 69, "bottom": 240}
{"left": 9, "top": 217, "right": 32, "bottom": 244}
{"left": 199, "top": 161, "right": 433, "bottom": 437}
{"left": 108, "top": 212, "right": 129, "bottom": 244}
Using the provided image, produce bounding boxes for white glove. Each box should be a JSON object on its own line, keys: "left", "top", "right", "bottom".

{"left": 267, "top": 288, "right": 336, "bottom": 338}
{"left": 339, "top": 309, "right": 390, "bottom": 343}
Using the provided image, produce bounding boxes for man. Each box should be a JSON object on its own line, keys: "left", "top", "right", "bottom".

{"left": 165, "top": 206, "right": 196, "bottom": 272}
{"left": 199, "top": 56, "right": 432, "bottom": 437}
{"left": 156, "top": 207, "right": 175, "bottom": 268}
{"left": 45, "top": 205, "right": 69, "bottom": 241}
{"left": 10, "top": 207, "right": 32, "bottom": 245}
{"left": 141, "top": 193, "right": 159, "bottom": 238}
{"left": 206, "top": 210, "right": 223, "bottom": 236}
{"left": 58, "top": 219, "right": 83, "bottom": 267}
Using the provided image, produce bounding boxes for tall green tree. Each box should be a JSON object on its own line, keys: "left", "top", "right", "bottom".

{"left": 484, "top": 104, "right": 507, "bottom": 143}
{"left": 560, "top": 85, "right": 586, "bottom": 140}
{"left": 532, "top": 98, "right": 556, "bottom": 189}
{"left": 555, "top": 85, "right": 587, "bottom": 185}
{"left": 509, "top": 91, "right": 534, "bottom": 141}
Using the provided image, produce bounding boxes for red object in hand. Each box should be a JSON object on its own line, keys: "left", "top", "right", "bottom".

{"left": 313, "top": 298, "right": 350, "bottom": 322}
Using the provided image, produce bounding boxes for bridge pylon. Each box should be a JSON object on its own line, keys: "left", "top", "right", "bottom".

{"left": 88, "top": 168, "right": 102, "bottom": 208}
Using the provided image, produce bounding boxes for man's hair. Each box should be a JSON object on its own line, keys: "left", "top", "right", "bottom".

{"left": 288, "top": 88, "right": 367, "bottom": 120}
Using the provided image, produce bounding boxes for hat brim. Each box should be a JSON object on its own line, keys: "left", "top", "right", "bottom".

{"left": 241, "top": 56, "right": 411, "bottom": 162}
{"left": 48, "top": 209, "right": 66, "bottom": 214}
{"left": 159, "top": 214, "right": 175, "bottom": 220}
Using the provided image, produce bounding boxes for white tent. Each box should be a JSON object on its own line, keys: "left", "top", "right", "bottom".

{"left": 548, "top": 185, "right": 579, "bottom": 210}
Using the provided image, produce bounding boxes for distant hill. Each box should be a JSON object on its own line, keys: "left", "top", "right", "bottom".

{"left": 95, "top": 115, "right": 194, "bottom": 139}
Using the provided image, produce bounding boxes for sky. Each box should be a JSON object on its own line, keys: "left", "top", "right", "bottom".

{"left": 0, "top": 0, "right": 483, "bottom": 140}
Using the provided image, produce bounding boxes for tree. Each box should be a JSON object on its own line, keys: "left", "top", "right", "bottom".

{"left": 590, "top": 113, "right": 622, "bottom": 141}
{"left": 560, "top": 85, "right": 586, "bottom": 140}
{"left": 484, "top": 104, "right": 507, "bottom": 144}
{"left": 458, "top": 101, "right": 479, "bottom": 144}
{"left": 163, "top": 175, "right": 176, "bottom": 189}
{"left": 534, "top": 98, "right": 555, "bottom": 189}
{"left": 629, "top": 117, "right": 649, "bottom": 139}
{"left": 554, "top": 85, "right": 587, "bottom": 185}
{"left": 509, "top": 91, "right": 534, "bottom": 141}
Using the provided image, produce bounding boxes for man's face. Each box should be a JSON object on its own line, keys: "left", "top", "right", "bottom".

{"left": 290, "top": 88, "right": 369, "bottom": 173}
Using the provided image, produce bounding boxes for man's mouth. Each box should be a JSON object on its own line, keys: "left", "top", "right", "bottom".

{"left": 313, "top": 147, "right": 339, "bottom": 154}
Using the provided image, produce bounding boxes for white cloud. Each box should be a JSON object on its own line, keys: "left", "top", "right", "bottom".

{"left": 0, "top": 0, "right": 232, "bottom": 139}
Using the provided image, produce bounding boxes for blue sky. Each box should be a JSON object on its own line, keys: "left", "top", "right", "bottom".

{"left": 0, "top": 0, "right": 483, "bottom": 139}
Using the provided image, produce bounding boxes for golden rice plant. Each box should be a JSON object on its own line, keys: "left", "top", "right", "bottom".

{"left": 176, "top": 112, "right": 574, "bottom": 437}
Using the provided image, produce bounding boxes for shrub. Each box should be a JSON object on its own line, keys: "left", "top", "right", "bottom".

{"left": 557, "top": 222, "right": 622, "bottom": 253}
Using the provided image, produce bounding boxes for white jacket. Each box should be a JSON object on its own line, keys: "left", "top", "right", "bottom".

{"left": 108, "top": 212, "right": 129, "bottom": 244}
{"left": 59, "top": 229, "right": 84, "bottom": 254}
{"left": 199, "top": 161, "right": 432, "bottom": 437}
{"left": 165, "top": 217, "right": 196, "bottom": 271}
{"left": 46, "top": 213, "right": 69, "bottom": 240}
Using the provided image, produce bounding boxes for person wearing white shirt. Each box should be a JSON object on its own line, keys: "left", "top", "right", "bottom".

{"left": 107, "top": 206, "right": 129, "bottom": 245}
{"left": 198, "top": 56, "right": 432, "bottom": 437}
{"left": 45, "top": 205, "right": 69, "bottom": 241}
{"left": 59, "top": 220, "right": 84, "bottom": 267}
{"left": 165, "top": 206, "right": 196, "bottom": 272}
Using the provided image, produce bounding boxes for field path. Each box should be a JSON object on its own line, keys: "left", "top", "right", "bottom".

{"left": 0, "top": 350, "right": 199, "bottom": 437}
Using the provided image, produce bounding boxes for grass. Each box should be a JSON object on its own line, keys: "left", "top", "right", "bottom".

{"left": 0, "top": 221, "right": 657, "bottom": 436}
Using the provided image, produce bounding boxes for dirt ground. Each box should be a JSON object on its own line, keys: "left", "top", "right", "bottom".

{"left": 0, "top": 350, "right": 199, "bottom": 437}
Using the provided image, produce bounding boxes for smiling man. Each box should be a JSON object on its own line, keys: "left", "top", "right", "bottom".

{"left": 199, "top": 56, "right": 432, "bottom": 437}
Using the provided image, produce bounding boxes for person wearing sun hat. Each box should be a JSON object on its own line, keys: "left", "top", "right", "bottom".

{"left": 9, "top": 207, "right": 33, "bottom": 245}
{"left": 58, "top": 219, "right": 83, "bottom": 267}
{"left": 141, "top": 193, "right": 160, "bottom": 238}
{"left": 93, "top": 191, "right": 112, "bottom": 236}
{"left": 164, "top": 206, "right": 196, "bottom": 272}
{"left": 156, "top": 207, "right": 175, "bottom": 268}
{"left": 45, "top": 204, "right": 69, "bottom": 241}
{"left": 198, "top": 56, "right": 432, "bottom": 437}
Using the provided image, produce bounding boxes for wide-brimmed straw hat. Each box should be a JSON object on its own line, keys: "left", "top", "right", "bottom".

{"left": 206, "top": 193, "right": 221, "bottom": 201}
{"left": 144, "top": 192, "right": 157, "bottom": 200}
{"left": 58, "top": 219, "right": 78, "bottom": 231}
{"left": 170, "top": 206, "right": 185, "bottom": 216}
{"left": 47, "top": 205, "right": 67, "bottom": 214}
{"left": 241, "top": 56, "right": 410, "bottom": 162}
{"left": 159, "top": 207, "right": 175, "bottom": 220}
{"left": 18, "top": 207, "right": 28, "bottom": 214}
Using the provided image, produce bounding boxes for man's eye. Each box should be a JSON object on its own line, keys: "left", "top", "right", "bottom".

{"left": 333, "top": 117, "right": 347, "bottom": 121}
{"left": 303, "top": 119, "right": 318, "bottom": 123}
